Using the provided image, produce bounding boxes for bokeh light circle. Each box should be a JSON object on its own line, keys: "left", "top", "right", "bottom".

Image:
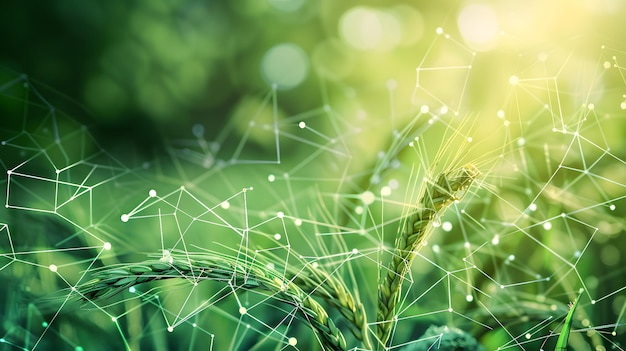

{"left": 261, "top": 43, "right": 309, "bottom": 90}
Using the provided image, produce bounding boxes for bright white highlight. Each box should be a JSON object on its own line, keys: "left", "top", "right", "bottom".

{"left": 457, "top": 4, "right": 500, "bottom": 51}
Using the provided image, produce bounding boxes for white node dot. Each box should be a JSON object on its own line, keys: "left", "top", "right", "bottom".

{"left": 148, "top": 189, "right": 157, "bottom": 197}
{"left": 604, "top": 61, "right": 611, "bottom": 69}
{"left": 508, "top": 255, "right": 515, "bottom": 261}
{"left": 442, "top": 221, "right": 453, "bottom": 232}
{"left": 103, "top": 242, "right": 112, "bottom": 250}
{"left": 609, "top": 204, "right": 616, "bottom": 211}
{"left": 167, "top": 326, "right": 174, "bottom": 332}
{"left": 517, "top": 138, "right": 526, "bottom": 147}
{"left": 543, "top": 222, "right": 552, "bottom": 230}
{"left": 360, "top": 191, "right": 376, "bottom": 205}
{"left": 464, "top": 242, "right": 470, "bottom": 248}
{"left": 128, "top": 286, "right": 136, "bottom": 293}
{"left": 620, "top": 102, "right": 626, "bottom": 110}
{"left": 274, "top": 233, "right": 282, "bottom": 240}
{"left": 220, "top": 201, "right": 230, "bottom": 210}
{"left": 294, "top": 218, "right": 302, "bottom": 226}
{"left": 528, "top": 203, "right": 537, "bottom": 211}
{"left": 509, "top": 75, "right": 519, "bottom": 85}
{"left": 268, "top": 174, "right": 276, "bottom": 182}
{"left": 420, "top": 105, "right": 429, "bottom": 113}
{"left": 436, "top": 27, "right": 443, "bottom": 34}
{"left": 525, "top": 333, "right": 531, "bottom": 339}
{"left": 447, "top": 307, "right": 453, "bottom": 312}
{"left": 496, "top": 109, "right": 505, "bottom": 118}
{"left": 467, "top": 136, "right": 473, "bottom": 143}
{"left": 432, "top": 244, "right": 440, "bottom": 253}
{"left": 48, "top": 264, "right": 58, "bottom": 272}
{"left": 298, "top": 121, "right": 306, "bottom": 129}
{"left": 466, "top": 295, "right": 473, "bottom": 302}
{"left": 380, "top": 186, "right": 392, "bottom": 196}
{"left": 277, "top": 211, "right": 284, "bottom": 218}
{"left": 587, "top": 103, "right": 595, "bottom": 110}
{"left": 288, "top": 337, "right": 297, "bottom": 346}
{"left": 120, "top": 214, "right": 129, "bottom": 222}
{"left": 352, "top": 248, "right": 359, "bottom": 254}
{"left": 491, "top": 235, "right": 500, "bottom": 245}
{"left": 355, "top": 206, "right": 363, "bottom": 215}
{"left": 239, "top": 307, "right": 247, "bottom": 315}
{"left": 111, "top": 317, "right": 117, "bottom": 322}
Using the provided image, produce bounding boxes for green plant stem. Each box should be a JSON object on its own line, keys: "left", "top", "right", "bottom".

{"left": 80, "top": 253, "right": 347, "bottom": 351}
{"left": 376, "top": 164, "right": 479, "bottom": 348}
{"left": 555, "top": 289, "right": 583, "bottom": 351}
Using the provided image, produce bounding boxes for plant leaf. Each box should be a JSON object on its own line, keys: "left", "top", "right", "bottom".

{"left": 555, "top": 289, "right": 583, "bottom": 351}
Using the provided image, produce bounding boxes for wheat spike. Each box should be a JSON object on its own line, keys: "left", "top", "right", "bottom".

{"left": 376, "top": 164, "right": 479, "bottom": 348}
{"left": 80, "top": 252, "right": 347, "bottom": 351}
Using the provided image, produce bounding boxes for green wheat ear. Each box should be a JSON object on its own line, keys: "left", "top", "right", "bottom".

{"left": 79, "top": 252, "right": 347, "bottom": 351}
{"left": 376, "top": 164, "right": 479, "bottom": 348}
{"left": 555, "top": 289, "right": 583, "bottom": 351}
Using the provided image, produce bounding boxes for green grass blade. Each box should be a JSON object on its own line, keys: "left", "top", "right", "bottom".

{"left": 555, "top": 289, "right": 583, "bottom": 351}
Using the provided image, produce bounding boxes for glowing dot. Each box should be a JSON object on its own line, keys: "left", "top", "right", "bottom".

{"left": 432, "top": 218, "right": 441, "bottom": 227}
{"left": 294, "top": 218, "right": 303, "bottom": 226}
{"left": 543, "top": 222, "right": 552, "bottom": 230}
{"left": 467, "top": 136, "right": 473, "bottom": 142}
{"left": 220, "top": 201, "right": 230, "bottom": 210}
{"left": 420, "top": 105, "right": 429, "bottom": 113}
{"left": 432, "top": 244, "right": 440, "bottom": 253}
{"left": 491, "top": 235, "right": 500, "bottom": 245}
{"left": 448, "top": 307, "right": 453, "bottom": 312}
{"left": 277, "top": 211, "right": 284, "bottom": 218}
{"left": 49, "top": 264, "right": 58, "bottom": 273}
{"left": 288, "top": 337, "right": 298, "bottom": 346}
{"left": 386, "top": 79, "right": 397, "bottom": 90}
{"left": 298, "top": 121, "right": 306, "bottom": 129}
{"left": 466, "top": 295, "right": 473, "bottom": 302}
{"left": 75, "top": 347, "right": 84, "bottom": 351}
{"left": 496, "top": 109, "right": 505, "bottom": 118}
{"left": 509, "top": 75, "right": 519, "bottom": 85}
{"left": 436, "top": 27, "right": 443, "bottom": 35}
{"left": 267, "top": 262, "right": 275, "bottom": 270}
{"left": 268, "top": 174, "right": 276, "bottom": 182}
{"left": 503, "top": 120, "right": 510, "bottom": 127}
{"left": 508, "top": 255, "right": 515, "bottom": 261}
{"left": 355, "top": 206, "right": 363, "bottom": 214}
{"left": 528, "top": 203, "right": 537, "bottom": 211}
{"left": 274, "top": 233, "right": 282, "bottom": 240}
{"left": 621, "top": 102, "right": 626, "bottom": 110}
{"left": 380, "top": 186, "right": 392, "bottom": 196}
{"left": 591, "top": 300, "right": 596, "bottom": 304}
{"left": 587, "top": 103, "right": 595, "bottom": 110}
{"left": 149, "top": 189, "right": 157, "bottom": 197}
{"left": 103, "top": 242, "right": 112, "bottom": 250}
{"left": 464, "top": 242, "right": 470, "bottom": 248}
{"left": 352, "top": 248, "right": 359, "bottom": 254}
{"left": 42, "top": 322, "right": 49, "bottom": 327}
{"left": 360, "top": 191, "right": 376, "bottom": 205}
{"left": 129, "top": 286, "right": 136, "bottom": 293}
{"left": 525, "top": 333, "right": 531, "bottom": 339}
{"left": 442, "top": 221, "right": 453, "bottom": 232}
{"left": 111, "top": 317, "right": 117, "bottom": 322}
{"left": 604, "top": 61, "right": 611, "bottom": 69}
{"left": 167, "top": 326, "right": 174, "bottom": 332}
{"left": 311, "top": 262, "right": 319, "bottom": 269}
{"left": 261, "top": 43, "right": 309, "bottom": 90}
{"left": 388, "top": 179, "right": 399, "bottom": 189}
{"left": 517, "top": 137, "right": 526, "bottom": 147}
{"left": 609, "top": 204, "right": 616, "bottom": 211}
{"left": 121, "top": 214, "right": 129, "bottom": 222}
{"left": 239, "top": 307, "right": 247, "bottom": 315}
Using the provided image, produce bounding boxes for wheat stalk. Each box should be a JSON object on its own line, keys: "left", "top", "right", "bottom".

{"left": 376, "top": 164, "right": 479, "bottom": 348}
{"left": 80, "top": 252, "right": 347, "bottom": 351}
{"left": 293, "top": 264, "right": 372, "bottom": 350}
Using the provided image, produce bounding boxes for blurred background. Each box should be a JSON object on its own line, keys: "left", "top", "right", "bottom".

{"left": 1, "top": 1, "right": 626, "bottom": 350}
